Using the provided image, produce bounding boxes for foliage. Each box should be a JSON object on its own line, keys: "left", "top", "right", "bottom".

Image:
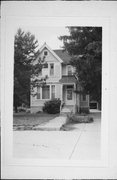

{"left": 14, "top": 28, "right": 46, "bottom": 112}
{"left": 59, "top": 27, "right": 102, "bottom": 109}
{"left": 43, "top": 99, "right": 61, "bottom": 114}
{"left": 79, "top": 107, "right": 89, "bottom": 114}
{"left": 60, "top": 111, "right": 93, "bottom": 131}
{"left": 66, "top": 111, "right": 93, "bottom": 124}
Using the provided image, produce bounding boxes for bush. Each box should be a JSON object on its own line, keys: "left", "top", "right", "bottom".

{"left": 18, "top": 107, "right": 26, "bottom": 112}
{"left": 43, "top": 98, "right": 61, "bottom": 114}
{"left": 79, "top": 107, "right": 89, "bottom": 114}
{"left": 66, "top": 111, "right": 93, "bottom": 124}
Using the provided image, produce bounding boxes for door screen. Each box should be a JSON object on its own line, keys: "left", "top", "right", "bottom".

{"left": 67, "top": 89, "right": 72, "bottom": 100}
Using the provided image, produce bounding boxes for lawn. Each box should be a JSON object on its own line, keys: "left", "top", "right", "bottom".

{"left": 13, "top": 112, "right": 59, "bottom": 130}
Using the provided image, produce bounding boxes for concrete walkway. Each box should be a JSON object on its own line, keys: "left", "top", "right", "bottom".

{"left": 13, "top": 112, "right": 101, "bottom": 160}
{"left": 33, "top": 116, "right": 66, "bottom": 131}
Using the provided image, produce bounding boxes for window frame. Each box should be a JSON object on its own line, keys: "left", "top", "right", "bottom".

{"left": 42, "top": 85, "right": 50, "bottom": 100}
{"left": 50, "top": 63, "right": 54, "bottom": 76}
{"left": 44, "top": 50, "right": 48, "bottom": 56}
{"left": 37, "top": 86, "right": 41, "bottom": 99}
{"left": 37, "top": 85, "right": 56, "bottom": 100}
{"left": 51, "top": 85, "right": 55, "bottom": 99}
{"left": 67, "top": 65, "right": 73, "bottom": 76}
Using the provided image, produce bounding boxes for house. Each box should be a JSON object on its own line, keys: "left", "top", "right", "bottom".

{"left": 31, "top": 43, "right": 89, "bottom": 114}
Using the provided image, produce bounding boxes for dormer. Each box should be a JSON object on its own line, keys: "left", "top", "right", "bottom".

{"left": 67, "top": 65, "right": 74, "bottom": 76}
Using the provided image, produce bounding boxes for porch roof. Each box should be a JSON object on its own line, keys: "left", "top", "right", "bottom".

{"left": 59, "top": 75, "right": 77, "bottom": 84}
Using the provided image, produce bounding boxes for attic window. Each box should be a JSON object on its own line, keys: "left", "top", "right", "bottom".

{"left": 44, "top": 51, "right": 48, "bottom": 56}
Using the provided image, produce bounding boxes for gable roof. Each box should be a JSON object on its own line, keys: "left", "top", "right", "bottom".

{"left": 54, "top": 49, "right": 71, "bottom": 64}
{"left": 39, "top": 43, "right": 63, "bottom": 63}
{"left": 39, "top": 43, "right": 72, "bottom": 64}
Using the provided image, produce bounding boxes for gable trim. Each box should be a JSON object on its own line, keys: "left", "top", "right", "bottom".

{"left": 39, "top": 43, "right": 63, "bottom": 63}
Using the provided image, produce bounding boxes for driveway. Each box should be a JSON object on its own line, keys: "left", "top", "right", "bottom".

{"left": 13, "top": 112, "right": 101, "bottom": 160}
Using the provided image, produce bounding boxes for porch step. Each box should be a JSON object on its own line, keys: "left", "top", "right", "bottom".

{"left": 61, "top": 105, "right": 74, "bottom": 114}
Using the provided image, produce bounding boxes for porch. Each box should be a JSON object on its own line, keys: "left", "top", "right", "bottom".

{"left": 59, "top": 76, "right": 90, "bottom": 114}
{"left": 60, "top": 83, "right": 77, "bottom": 114}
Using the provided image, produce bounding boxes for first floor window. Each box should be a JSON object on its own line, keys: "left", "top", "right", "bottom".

{"left": 37, "top": 86, "right": 40, "bottom": 99}
{"left": 42, "top": 85, "right": 50, "bottom": 99}
{"left": 51, "top": 85, "right": 55, "bottom": 99}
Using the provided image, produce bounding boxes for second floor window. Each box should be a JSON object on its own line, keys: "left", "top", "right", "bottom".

{"left": 67, "top": 65, "right": 73, "bottom": 75}
{"left": 50, "top": 63, "right": 54, "bottom": 76}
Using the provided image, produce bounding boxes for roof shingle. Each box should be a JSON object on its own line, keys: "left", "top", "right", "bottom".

{"left": 59, "top": 75, "right": 77, "bottom": 84}
{"left": 54, "top": 49, "right": 71, "bottom": 64}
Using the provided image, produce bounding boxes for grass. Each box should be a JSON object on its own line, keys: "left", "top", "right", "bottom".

{"left": 13, "top": 112, "right": 59, "bottom": 130}
{"left": 60, "top": 112, "right": 94, "bottom": 131}
{"left": 66, "top": 112, "right": 93, "bottom": 124}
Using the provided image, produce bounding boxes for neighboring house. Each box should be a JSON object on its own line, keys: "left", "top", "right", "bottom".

{"left": 31, "top": 43, "right": 89, "bottom": 113}
{"left": 89, "top": 101, "right": 99, "bottom": 110}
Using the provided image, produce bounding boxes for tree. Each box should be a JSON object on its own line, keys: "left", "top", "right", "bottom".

{"left": 60, "top": 27, "right": 102, "bottom": 109}
{"left": 14, "top": 28, "right": 46, "bottom": 112}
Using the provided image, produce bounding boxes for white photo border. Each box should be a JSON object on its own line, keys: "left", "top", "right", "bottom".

{"left": 2, "top": 15, "right": 110, "bottom": 167}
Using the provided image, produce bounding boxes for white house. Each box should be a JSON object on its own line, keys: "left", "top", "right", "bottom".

{"left": 31, "top": 43, "right": 89, "bottom": 114}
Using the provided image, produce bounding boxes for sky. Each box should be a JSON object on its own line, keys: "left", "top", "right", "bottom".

{"left": 20, "top": 26, "right": 70, "bottom": 50}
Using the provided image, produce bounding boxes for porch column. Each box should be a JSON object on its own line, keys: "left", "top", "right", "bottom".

{"left": 75, "top": 84, "right": 80, "bottom": 113}
{"left": 74, "top": 84, "right": 77, "bottom": 106}
{"left": 87, "top": 94, "right": 90, "bottom": 108}
{"left": 50, "top": 84, "right": 51, "bottom": 99}
{"left": 74, "top": 84, "right": 77, "bottom": 113}
{"left": 60, "top": 84, "right": 63, "bottom": 113}
{"left": 60, "top": 84, "right": 63, "bottom": 101}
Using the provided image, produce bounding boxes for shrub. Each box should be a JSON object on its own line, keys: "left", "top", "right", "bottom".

{"left": 79, "top": 107, "right": 89, "bottom": 114}
{"left": 66, "top": 111, "right": 93, "bottom": 124}
{"left": 18, "top": 107, "right": 26, "bottom": 112}
{"left": 66, "top": 112, "right": 79, "bottom": 124}
{"left": 43, "top": 98, "right": 61, "bottom": 114}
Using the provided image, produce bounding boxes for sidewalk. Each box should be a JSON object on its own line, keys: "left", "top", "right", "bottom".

{"left": 33, "top": 116, "right": 66, "bottom": 131}
{"left": 13, "top": 112, "right": 101, "bottom": 160}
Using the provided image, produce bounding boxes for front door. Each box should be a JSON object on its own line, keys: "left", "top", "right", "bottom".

{"left": 66, "top": 86, "right": 74, "bottom": 105}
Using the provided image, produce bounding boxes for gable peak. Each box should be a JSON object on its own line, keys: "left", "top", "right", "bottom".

{"left": 39, "top": 43, "right": 63, "bottom": 63}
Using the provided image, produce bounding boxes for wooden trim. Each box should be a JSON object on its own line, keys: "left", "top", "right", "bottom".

{"left": 39, "top": 43, "right": 63, "bottom": 63}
